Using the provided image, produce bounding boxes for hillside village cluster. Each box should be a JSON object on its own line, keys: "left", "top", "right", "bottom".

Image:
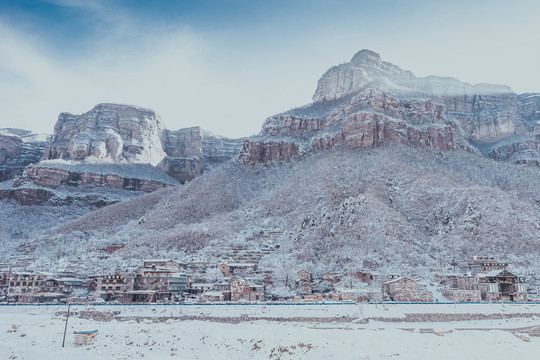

{"left": 0, "top": 251, "right": 529, "bottom": 304}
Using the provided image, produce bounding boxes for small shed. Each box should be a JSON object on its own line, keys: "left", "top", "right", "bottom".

{"left": 73, "top": 330, "right": 98, "bottom": 346}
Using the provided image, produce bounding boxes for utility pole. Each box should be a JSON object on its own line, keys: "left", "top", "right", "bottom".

{"left": 62, "top": 303, "right": 71, "bottom": 348}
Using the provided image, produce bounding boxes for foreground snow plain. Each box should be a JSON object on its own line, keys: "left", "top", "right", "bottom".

{"left": 2, "top": 303, "right": 540, "bottom": 359}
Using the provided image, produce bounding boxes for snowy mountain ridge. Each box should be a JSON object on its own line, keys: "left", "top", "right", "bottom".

{"left": 1, "top": 49, "right": 540, "bottom": 297}
{"left": 313, "top": 49, "right": 512, "bottom": 102}
{"left": 0, "top": 104, "right": 243, "bottom": 205}
{"left": 242, "top": 49, "right": 540, "bottom": 166}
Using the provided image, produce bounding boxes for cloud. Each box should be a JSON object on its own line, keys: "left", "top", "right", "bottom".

{"left": 42, "top": 0, "right": 105, "bottom": 11}
{"left": 0, "top": 20, "right": 209, "bottom": 132}
{"left": 0, "top": 17, "right": 289, "bottom": 138}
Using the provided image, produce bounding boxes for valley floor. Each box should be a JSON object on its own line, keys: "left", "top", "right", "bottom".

{"left": 1, "top": 303, "right": 540, "bottom": 359}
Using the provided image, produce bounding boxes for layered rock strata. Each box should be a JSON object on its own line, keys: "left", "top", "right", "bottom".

{"left": 0, "top": 129, "right": 48, "bottom": 182}
{"left": 20, "top": 164, "right": 174, "bottom": 192}
{"left": 44, "top": 103, "right": 166, "bottom": 166}
{"left": 159, "top": 127, "right": 243, "bottom": 183}
{"left": 241, "top": 50, "right": 540, "bottom": 165}
{"left": 2, "top": 105, "right": 242, "bottom": 205}
{"left": 42, "top": 105, "right": 242, "bottom": 185}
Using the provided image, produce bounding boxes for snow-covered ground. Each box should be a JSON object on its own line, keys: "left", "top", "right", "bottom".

{"left": 1, "top": 303, "right": 540, "bottom": 359}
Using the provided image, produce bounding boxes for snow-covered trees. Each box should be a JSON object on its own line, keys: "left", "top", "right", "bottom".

{"left": 4, "top": 144, "right": 540, "bottom": 291}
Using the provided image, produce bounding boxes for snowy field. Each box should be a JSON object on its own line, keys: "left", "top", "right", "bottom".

{"left": 2, "top": 303, "right": 540, "bottom": 359}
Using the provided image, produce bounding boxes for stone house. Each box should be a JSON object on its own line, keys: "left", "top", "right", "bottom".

{"left": 297, "top": 270, "right": 312, "bottom": 283}
{"left": 383, "top": 277, "right": 433, "bottom": 302}
{"left": 107, "top": 244, "right": 125, "bottom": 254}
{"left": 142, "top": 259, "right": 186, "bottom": 271}
{"left": 321, "top": 272, "right": 338, "bottom": 284}
{"left": 96, "top": 275, "right": 126, "bottom": 297}
{"left": 212, "top": 282, "right": 230, "bottom": 291}
{"left": 230, "top": 278, "right": 264, "bottom": 302}
{"left": 478, "top": 269, "right": 527, "bottom": 302}
{"left": 454, "top": 269, "right": 527, "bottom": 302}
{"left": 6, "top": 273, "right": 49, "bottom": 301}
{"left": 332, "top": 282, "right": 346, "bottom": 292}
{"left": 436, "top": 273, "right": 460, "bottom": 289}
{"left": 188, "top": 283, "right": 213, "bottom": 294}
{"left": 127, "top": 267, "right": 188, "bottom": 302}
{"left": 202, "top": 291, "right": 225, "bottom": 302}
{"left": 212, "top": 283, "right": 231, "bottom": 301}
{"left": 298, "top": 281, "right": 313, "bottom": 295}
{"left": 302, "top": 294, "right": 318, "bottom": 302}
{"left": 57, "top": 278, "right": 84, "bottom": 294}
{"left": 457, "top": 274, "right": 479, "bottom": 291}
{"left": 351, "top": 271, "right": 372, "bottom": 283}
{"left": 459, "top": 257, "right": 507, "bottom": 275}
{"left": 0, "top": 271, "right": 8, "bottom": 288}
{"left": 340, "top": 290, "right": 356, "bottom": 301}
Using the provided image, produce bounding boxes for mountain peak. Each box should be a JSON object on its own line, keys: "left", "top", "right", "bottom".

{"left": 350, "top": 49, "right": 381, "bottom": 65}
{"left": 313, "top": 49, "right": 512, "bottom": 103}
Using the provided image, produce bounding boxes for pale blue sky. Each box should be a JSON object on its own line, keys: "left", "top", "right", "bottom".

{"left": 1, "top": 0, "right": 539, "bottom": 137}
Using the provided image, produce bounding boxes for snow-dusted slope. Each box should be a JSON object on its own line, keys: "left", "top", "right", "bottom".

{"left": 18, "top": 145, "right": 540, "bottom": 291}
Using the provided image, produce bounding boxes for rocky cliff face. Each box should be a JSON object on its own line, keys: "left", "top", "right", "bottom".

{"left": 43, "top": 104, "right": 242, "bottom": 184}
{"left": 241, "top": 50, "right": 540, "bottom": 165}
{"left": 2, "top": 104, "right": 243, "bottom": 204}
{"left": 0, "top": 129, "right": 48, "bottom": 182}
{"left": 44, "top": 103, "right": 166, "bottom": 166}
{"left": 42, "top": 104, "right": 243, "bottom": 184}
{"left": 159, "top": 127, "right": 205, "bottom": 184}
{"left": 19, "top": 163, "right": 176, "bottom": 192}
{"left": 313, "top": 49, "right": 511, "bottom": 102}
{"left": 159, "top": 127, "right": 243, "bottom": 183}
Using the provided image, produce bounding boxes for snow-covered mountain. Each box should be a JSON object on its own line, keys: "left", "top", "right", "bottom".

{"left": 0, "top": 104, "right": 243, "bottom": 205}
{"left": 241, "top": 49, "right": 540, "bottom": 166}
{"left": 17, "top": 145, "right": 540, "bottom": 287}
{"left": 2, "top": 50, "right": 540, "bottom": 292}
{"left": 44, "top": 103, "right": 244, "bottom": 184}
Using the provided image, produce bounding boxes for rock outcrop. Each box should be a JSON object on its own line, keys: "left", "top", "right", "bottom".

{"left": 0, "top": 129, "right": 48, "bottom": 182}
{"left": 3, "top": 104, "right": 243, "bottom": 205}
{"left": 312, "top": 49, "right": 511, "bottom": 103}
{"left": 241, "top": 49, "right": 540, "bottom": 165}
{"left": 41, "top": 104, "right": 243, "bottom": 185}
{"left": 20, "top": 163, "right": 175, "bottom": 192}
{"left": 0, "top": 187, "right": 54, "bottom": 205}
{"left": 159, "top": 127, "right": 243, "bottom": 184}
{"left": 44, "top": 103, "right": 166, "bottom": 166}
{"left": 0, "top": 134, "right": 22, "bottom": 166}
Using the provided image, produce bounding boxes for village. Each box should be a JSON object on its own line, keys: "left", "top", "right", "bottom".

{"left": 0, "top": 251, "right": 529, "bottom": 304}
